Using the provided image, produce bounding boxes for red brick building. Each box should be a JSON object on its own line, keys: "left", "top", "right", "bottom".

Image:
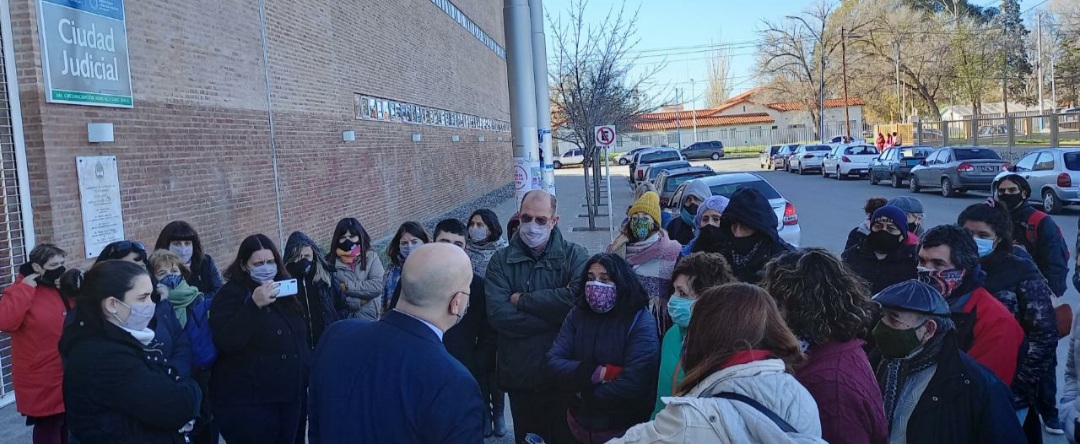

{"left": 0, "top": 0, "right": 510, "bottom": 402}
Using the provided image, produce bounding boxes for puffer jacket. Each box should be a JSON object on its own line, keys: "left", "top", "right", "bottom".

{"left": 1009, "top": 202, "right": 1069, "bottom": 296}
{"left": 485, "top": 226, "right": 589, "bottom": 390}
{"left": 1061, "top": 311, "right": 1080, "bottom": 443}
{"left": 611, "top": 359, "right": 826, "bottom": 443}
{"left": 982, "top": 250, "right": 1058, "bottom": 408}
{"left": 0, "top": 268, "right": 72, "bottom": 417}
{"left": 691, "top": 188, "right": 793, "bottom": 284}
{"left": 841, "top": 241, "right": 919, "bottom": 295}
{"left": 333, "top": 251, "right": 385, "bottom": 321}
{"left": 547, "top": 307, "right": 659, "bottom": 432}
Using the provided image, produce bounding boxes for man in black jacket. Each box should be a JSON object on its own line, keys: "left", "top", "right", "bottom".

{"left": 691, "top": 187, "right": 793, "bottom": 284}
{"left": 842, "top": 205, "right": 919, "bottom": 294}
{"left": 871, "top": 280, "right": 1024, "bottom": 444}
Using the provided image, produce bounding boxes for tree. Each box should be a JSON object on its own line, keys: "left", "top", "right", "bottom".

{"left": 997, "top": 0, "right": 1033, "bottom": 105}
{"left": 549, "top": 0, "right": 658, "bottom": 229}
{"left": 950, "top": 18, "right": 997, "bottom": 115}
{"left": 705, "top": 38, "right": 733, "bottom": 107}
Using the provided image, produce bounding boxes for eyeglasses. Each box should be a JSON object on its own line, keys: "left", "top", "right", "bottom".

{"left": 519, "top": 214, "right": 550, "bottom": 226}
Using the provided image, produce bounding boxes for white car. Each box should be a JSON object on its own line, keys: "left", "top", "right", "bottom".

{"left": 788, "top": 144, "right": 832, "bottom": 175}
{"left": 553, "top": 149, "right": 584, "bottom": 169}
{"left": 822, "top": 144, "right": 880, "bottom": 180}
{"left": 668, "top": 173, "right": 801, "bottom": 247}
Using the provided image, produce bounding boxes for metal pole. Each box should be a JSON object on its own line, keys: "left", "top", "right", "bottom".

{"left": 842, "top": 27, "right": 851, "bottom": 141}
{"left": 1051, "top": 50, "right": 1057, "bottom": 112}
{"left": 895, "top": 38, "right": 901, "bottom": 123}
{"left": 504, "top": 0, "right": 539, "bottom": 202}
{"left": 676, "top": 88, "right": 683, "bottom": 149}
{"left": 604, "top": 146, "right": 614, "bottom": 241}
{"left": 257, "top": 0, "right": 285, "bottom": 248}
{"left": 529, "top": 0, "right": 555, "bottom": 196}
{"left": 1037, "top": 13, "right": 1044, "bottom": 116}
{"left": 691, "top": 80, "right": 698, "bottom": 143}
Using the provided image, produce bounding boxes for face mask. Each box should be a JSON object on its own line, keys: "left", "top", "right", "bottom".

{"left": 681, "top": 203, "right": 700, "bottom": 225}
{"left": 340, "top": 239, "right": 358, "bottom": 253}
{"left": 867, "top": 230, "right": 902, "bottom": 252}
{"left": 584, "top": 281, "right": 617, "bottom": 314}
{"left": 400, "top": 243, "right": 419, "bottom": 260}
{"left": 974, "top": 237, "right": 996, "bottom": 258}
{"left": 871, "top": 320, "right": 926, "bottom": 359}
{"left": 629, "top": 218, "right": 652, "bottom": 242}
{"left": 37, "top": 266, "right": 66, "bottom": 287}
{"left": 160, "top": 274, "right": 184, "bottom": 290}
{"left": 668, "top": 295, "right": 695, "bottom": 328}
{"left": 169, "top": 244, "right": 194, "bottom": 264}
{"left": 286, "top": 259, "right": 313, "bottom": 278}
{"left": 519, "top": 221, "right": 552, "bottom": 249}
{"left": 917, "top": 267, "right": 966, "bottom": 299}
{"left": 999, "top": 193, "right": 1025, "bottom": 210}
{"left": 249, "top": 263, "right": 278, "bottom": 283}
{"left": 114, "top": 299, "right": 156, "bottom": 331}
{"left": 468, "top": 227, "right": 489, "bottom": 243}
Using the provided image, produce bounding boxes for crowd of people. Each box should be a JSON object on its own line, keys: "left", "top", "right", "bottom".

{"left": 1, "top": 171, "right": 1079, "bottom": 443}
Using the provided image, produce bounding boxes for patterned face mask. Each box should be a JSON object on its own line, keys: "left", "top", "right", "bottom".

{"left": 584, "top": 281, "right": 617, "bottom": 314}
{"left": 629, "top": 217, "right": 653, "bottom": 241}
{"left": 917, "top": 267, "right": 966, "bottom": 299}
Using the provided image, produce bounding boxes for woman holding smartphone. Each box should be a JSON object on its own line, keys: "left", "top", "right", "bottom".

{"left": 209, "top": 234, "right": 309, "bottom": 444}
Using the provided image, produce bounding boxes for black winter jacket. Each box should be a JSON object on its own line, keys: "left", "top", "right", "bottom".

{"left": 60, "top": 320, "right": 201, "bottom": 444}
{"left": 186, "top": 255, "right": 224, "bottom": 298}
{"left": 209, "top": 278, "right": 310, "bottom": 407}
{"left": 841, "top": 241, "right": 919, "bottom": 295}
{"left": 284, "top": 231, "right": 345, "bottom": 349}
{"left": 443, "top": 273, "right": 496, "bottom": 381}
{"left": 691, "top": 188, "right": 793, "bottom": 285}
{"left": 1009, "top": 203, "right": 1069, "bottom": 296}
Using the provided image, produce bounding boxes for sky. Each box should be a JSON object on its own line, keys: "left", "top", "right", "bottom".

{"left": 542, "top": 0, "right": 1044, "bottom": 110}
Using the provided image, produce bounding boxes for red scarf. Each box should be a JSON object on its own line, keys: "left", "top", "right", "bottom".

{"left": 719, "top": 349, "right": 774, "bottom": 370}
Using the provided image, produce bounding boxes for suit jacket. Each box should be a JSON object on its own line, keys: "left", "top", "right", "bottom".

{"left": 308, "top": 311, "right": 484, "bottom": 444}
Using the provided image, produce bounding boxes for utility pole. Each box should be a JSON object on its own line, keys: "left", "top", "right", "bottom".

{"left": 1038, "top": 13, "right": 1044, "bottom": 116}
{"left": 1002, "top": 26, "right": 1009, "bottom": 117}
{"left": 690, "top": 79, "right": 698, "bottom": 143}
{"left": 676, "top": 88, "right": 683, "bottom": 149}
{"left": 1052, "top": 48, "right": 1057, "bottom": 112}
{"left": 895, "top": 37, "right": 901, "bottom": 122}
{"left": 842, "top": 27, "right": 851, "bottom": 141}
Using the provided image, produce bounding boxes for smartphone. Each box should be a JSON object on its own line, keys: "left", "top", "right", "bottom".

{"left": 276, "top": 279, "right": 298, "bottom": 298}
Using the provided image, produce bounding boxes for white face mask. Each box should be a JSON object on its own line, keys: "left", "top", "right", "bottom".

{"left": 468, "top": 227, "right": 489, "bottom": 243}
{"left": 519, "top": 221, "right": 552, "bottom": 249}
{"left": 169, "top": 244, "right": 194, "bottom": 264}
{"left": 113, "top": 299, "right": 156, "bottom": 332}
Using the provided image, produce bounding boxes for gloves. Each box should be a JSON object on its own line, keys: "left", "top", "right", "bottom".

{"left": 590, "top": 364, "right": 624, "bottom": 384}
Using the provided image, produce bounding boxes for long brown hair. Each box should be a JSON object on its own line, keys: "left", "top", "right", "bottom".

{"left": 678, "top": 283, "right": 803, "bottom": 394}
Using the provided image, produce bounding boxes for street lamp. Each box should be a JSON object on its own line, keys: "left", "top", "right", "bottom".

{"left": 787, "top": 15, "right": 827, "bottom": 143}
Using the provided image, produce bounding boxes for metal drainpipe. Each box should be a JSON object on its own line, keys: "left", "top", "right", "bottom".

{"left": 504, "top": 0, "right": 539, "bottom": 202}
{"left": 529, "top": 0, "right": 554, "bottom": 196}
{"left": 257, "top": 0, "right": 286, "bottom": 247}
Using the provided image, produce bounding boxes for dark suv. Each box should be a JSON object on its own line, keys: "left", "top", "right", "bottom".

{"left": 868, "top": 146, "right": 936, "bottom": 188}
{"left": 680, "top": 141, "right": 725, "bottom": 160}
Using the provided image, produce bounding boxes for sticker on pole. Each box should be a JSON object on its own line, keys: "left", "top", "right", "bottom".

{"left": 594, "top": 125, "right": 616, "bottom": 147}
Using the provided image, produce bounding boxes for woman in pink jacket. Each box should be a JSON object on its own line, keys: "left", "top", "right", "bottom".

{"left": 0, "top": 244, "right": 72, "bottom": 444}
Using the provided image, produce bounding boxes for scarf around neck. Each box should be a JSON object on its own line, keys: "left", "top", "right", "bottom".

{"left": 877, "top": 329, "right": 947, "bottom": 430}
{"left": 625, "top": 233, "right": 679, "bottom": 266}
{"left": 337, "top": 247, "right": 361, "bottom": 269}
{"left": 167, "top": 281, "right": 200, "bottom": 328}
{"left": 120, "top": 325, "right": 157, "bottom": 345}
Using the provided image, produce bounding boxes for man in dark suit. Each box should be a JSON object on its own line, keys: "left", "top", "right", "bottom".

{"left": 308, "top": 243, "right": 483, "bottom": 444}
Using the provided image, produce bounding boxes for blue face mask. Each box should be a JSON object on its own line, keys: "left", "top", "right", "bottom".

{"left": 160, "top": 274, "right": 184, "bottom": 290}
{"left": 974, "top": 236, "right": 996, "bottom": 258}
{"left": 668, "top": 295, "right": 695, "bottom": 329}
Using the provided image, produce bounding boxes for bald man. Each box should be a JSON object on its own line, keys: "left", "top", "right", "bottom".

{"left": 308, "top": 243, "right": 483, "bottom": 444}
{"left": 486, "top": 189, "right": 589, "bottom": 443}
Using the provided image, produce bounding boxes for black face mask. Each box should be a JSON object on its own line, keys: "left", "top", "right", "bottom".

{"left": 867, "top": 230, "right": 903, "bottom": 252}
{"left": 684, "top": 203, "right": 700, "bottom": 219}
{"left": 339, "top": 239, "right": 357, "bottom": 251}
{"left": 730, "top": 233, "right": 762, "bottom": 252}
{"left": 37, "top": 266, "right": 66, "bottom": 287}
{"left": 693, "top": 224, "right": 728, "bottom": 253}
{"left": 999, "top": 193, "right": 1025, "bottom": 210}
{"left": 286, "top": 259, "right": 313, "bottom": 279}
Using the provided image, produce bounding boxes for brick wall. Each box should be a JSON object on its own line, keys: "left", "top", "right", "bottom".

{"left": 8, "top": 0, "right": 511, "bottom": 266}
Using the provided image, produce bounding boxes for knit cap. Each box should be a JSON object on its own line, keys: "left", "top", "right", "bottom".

{"left": 870, "top": 205, "right": 909, "bottom": 236}
{"left": 694, "top": 195, "right": 731, "bottom": 227}
{"left": 627, "top": 191, "right": 662, "bottom": 225}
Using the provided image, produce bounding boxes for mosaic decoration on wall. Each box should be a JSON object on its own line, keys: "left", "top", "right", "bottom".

{"left": 355, "top": 94, "right": 510, "bottom": 133}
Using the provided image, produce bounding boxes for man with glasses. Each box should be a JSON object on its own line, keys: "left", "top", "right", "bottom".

{"left": 843, "top": 205, "right": 919, "bottom": 294}
{"left": 486, "top": 190, "right": 589, "bottom": 444}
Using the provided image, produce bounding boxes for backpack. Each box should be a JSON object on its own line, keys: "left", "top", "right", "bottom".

{"left": 1022, "top": 211, "right": 1069, "bottom": 263}
{"left": 185, "top": 295, "right": 218, "bottom": 369}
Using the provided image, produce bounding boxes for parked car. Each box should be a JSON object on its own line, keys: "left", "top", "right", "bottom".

{"left": 655, "top": 166, "right": 715, "bottom": 206}
{"left": 680, "top": 140, "right": 725, "bottom": 160}
{"left": 642, "top": 160, "right": 692, "bottom": 187}
{"left": 822, "top": 144, "right": 880, "bottom": 180}
{"left": 788, "top": 144, "right": 832, "bottom": 175}
{"left": 760, "top": 145, "right": 782, "bottom": 169}
{"left": 553, "top": 149, "right": 585, "bottom": 169}
{"left": 771, "top": 144, "right": 798, "bottom": 171}
{"left": 667, "top": 173, "right": 801, "bottom": 247}
{"left": 993, "top": 148, "right": 1080, "bottom": 214}
{"left": 616, "top": 147, "right": 652, "bottom": 165}
{"left": 868, "top": 146, "right": 936, "bottom": 188}
{"left": 908, "top": 147, "right": 1009, "bottom": 198}
{"left": 629, "top": 148, "right": 684, "bottom": 186}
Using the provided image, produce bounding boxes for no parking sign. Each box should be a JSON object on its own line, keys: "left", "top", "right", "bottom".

{"left": 594, "top": 125, "right": 616, "bottom": 147}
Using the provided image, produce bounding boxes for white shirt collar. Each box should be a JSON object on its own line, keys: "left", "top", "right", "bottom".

{"left": 393, "top": 309, "right": 443, "bottom": 341}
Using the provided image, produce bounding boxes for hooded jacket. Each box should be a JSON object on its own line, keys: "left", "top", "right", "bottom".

{"left": 284, "top": 231, "right": 345, "bottom": 349}
{"left": 0, "top": 264, "right": 72, "bottom": 417}
{"left": 485, "top": 226, "right": 589, "bottom": 390}
{"left": 1009, "top": 201, "right": 1069, "bottom": 296}
{"left": 611, "top": 359, "right": 826, "bottom": 444}
{"left": 981, "top": 249, "right": 1057, "bottom": 408}
{"left": 841, "top": 240, "right": 919, "bottom": 295}
{"left": 666, "top": 180, "right": 712, "bottom": 245}
{"left": 692, "top": 188, "right": 793, "bottom": 284}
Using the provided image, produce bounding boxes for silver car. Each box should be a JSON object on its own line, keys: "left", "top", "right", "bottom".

{"left": 993, "top": 148, "right": 1080, "bottom": 214}
{"left": 667, "top": 173, "right": 801, "bottom": 247}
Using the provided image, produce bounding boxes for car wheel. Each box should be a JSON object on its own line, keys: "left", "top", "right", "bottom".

{"left": 1043, "top": 190, "right": 1064, "bottom": 215}
{"left": 797, "top": 163, "right": 806, "bottom": 175}
{"left": 711, "top": 152, "right": 721, "bottom": 160}
{"left": 821, "top": 165, "right": 829, "bottom": 178}
{"left": 618, "top": 158, "right": 629, "bottom": 166}
{"left": 909, "top": 175, "right": 920, "bottom": 192}
{"left": 941, "top": 177, "right": 956, "bottom": 198}
{"left": 869, "top": 170, "right": 879, "bottom": 185}
{"left": 891, "top": 174, "right": 903, "bottom": 188}
{"left": 553, "top": 161, "right": 562, "bottom": 169}
{"left": 836, "top": 167, "right": 846, "bottom": 181}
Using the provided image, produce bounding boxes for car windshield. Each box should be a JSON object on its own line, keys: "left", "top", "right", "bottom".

{"left": 954, "top": 148, "right": 1001, "bottom": 160}
{"left": 805, "top": 145, "right": 831, "bottom": 151}
{"left": 846, "top": 145, "right": 878, "bottom": 155}
{"left": 901, "top": 148, "right": 933, "bottom": 159}
{"left": 649, "top": 163, "right": 690, "bottom": 178}
{"left": 709, "top": 180, "right": 782, "bottom": 200}
{"left": 1064, "top": 153, "right": 1080, "bottom": 171}
{"left": 666, "top": 172, "right": 711, "bottom": 191}
{"left": 642, "top": 151, "right": 680, "bottom": 162}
